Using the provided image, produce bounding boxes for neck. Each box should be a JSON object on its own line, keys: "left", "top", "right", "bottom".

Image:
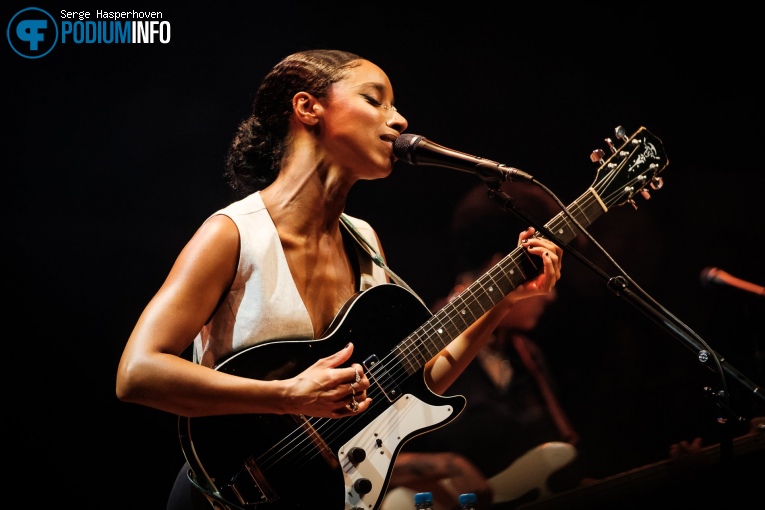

{"left": 261, "top": 172, "right": 349, "bottom": 235}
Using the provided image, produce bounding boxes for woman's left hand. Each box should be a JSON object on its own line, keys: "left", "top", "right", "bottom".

{"left": 510, "top": 227, "right": 562, "bottom": 300}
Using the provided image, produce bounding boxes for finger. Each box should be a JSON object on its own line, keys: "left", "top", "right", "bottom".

{"left": 349, "top": 381, "right": 367, "bottom": 397}
{"left": 544, "top": 247, "right": 561, "bottom": 275}
{"left": 352, "top": 397, "right": 372, "bottom": 413}
{"left": 346, "top": 399, "right": 360, "bottom": 413}
{"left": 340, "top": 395, "right": 372, "bottom": 414}
{"left": 538, "top": 255, "right": 556, "bottom": 291}
{"left": 334, "top": 382, "right": 366, "bottom": 405}
{"left": 347, "top": 363, "right": 366, "bottom": 386}
{"left": 343, "top": 392, "right": 371, "bottom": 414}
{"left": 319, "top": 342, "right": 355, "bottom": 369}
{"left": 518, "top": 227, "right": 536, "bottom": 242}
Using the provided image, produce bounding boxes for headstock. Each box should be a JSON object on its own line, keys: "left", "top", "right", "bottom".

{"left": 589, "top": 126, "right": 669, "bottom": 210}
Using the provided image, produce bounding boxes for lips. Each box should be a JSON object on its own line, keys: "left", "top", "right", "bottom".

{"left": 380, "top": 134, "right": 397, "bottom": 160}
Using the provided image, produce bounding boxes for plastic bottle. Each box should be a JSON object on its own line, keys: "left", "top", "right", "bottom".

{"left": 414, "top": 491, "right": 434, "bottom": 510}
{"left": 458, "top": 492, "right": 478, "bottom": 510}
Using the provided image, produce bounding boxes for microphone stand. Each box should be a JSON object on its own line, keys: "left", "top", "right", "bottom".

{"left": 483, "top": 183, "right": 765, "bottom": 462}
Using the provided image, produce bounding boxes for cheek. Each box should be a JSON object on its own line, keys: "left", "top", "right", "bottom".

{"left": 326, "top": 105, "right": 377, "bottom": 136}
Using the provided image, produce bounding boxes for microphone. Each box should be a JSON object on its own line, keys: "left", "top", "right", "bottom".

{"left": 700, "top": 266, "right": 765, "bottom": 297}
{"left": 393, "top": 134, "right": 534, "bottom": 183}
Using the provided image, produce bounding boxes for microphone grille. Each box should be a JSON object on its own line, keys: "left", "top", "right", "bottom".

{"left": 393, "top": 133, "right": 424, "bottom": 162}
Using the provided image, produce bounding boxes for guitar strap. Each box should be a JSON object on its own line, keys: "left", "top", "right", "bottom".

{"left": 340, "top": 213, "right": 428, "bottom": 309}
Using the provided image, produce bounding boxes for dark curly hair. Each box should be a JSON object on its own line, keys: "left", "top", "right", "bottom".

{"left": 224, "top": 49, "right": 362, "bottom": 197}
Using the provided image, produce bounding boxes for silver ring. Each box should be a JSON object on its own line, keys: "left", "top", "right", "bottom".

{"left": 354, "top": 367, "right": 361, "bottom": 384}
{"left": 347, "top": 397, "right": 359, "bottom": 413}
{"left": 350, "top": 383, "right": 356, "bottom": 395}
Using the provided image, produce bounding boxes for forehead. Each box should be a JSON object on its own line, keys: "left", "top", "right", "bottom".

{"left": 335, "top": 60, "right": 393, "bottom": 95}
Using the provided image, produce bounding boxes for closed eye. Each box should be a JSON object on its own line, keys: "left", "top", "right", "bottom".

{"left": 361, "top": 94, "right": 397, "bottom": 112}
{"left": 361, "top": 94, "right": 382, "bottom": 107}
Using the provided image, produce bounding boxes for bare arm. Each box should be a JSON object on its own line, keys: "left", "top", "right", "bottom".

{"left": 116, "top": 215, "right": 371, "bottom": 418}
{"left": 424, "top": 227, "right": 562, "bottom": 394}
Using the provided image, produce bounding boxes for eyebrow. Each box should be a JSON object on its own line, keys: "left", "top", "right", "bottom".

{"left": 358, "top": 82, "right": 395, "bottom": 104}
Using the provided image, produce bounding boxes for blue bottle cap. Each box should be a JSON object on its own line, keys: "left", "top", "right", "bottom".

{"left": 459, "top": 493, "right": 477, "bottom": 504}
{"left": 414, "top": 492, "right": 434, "bottom": 504}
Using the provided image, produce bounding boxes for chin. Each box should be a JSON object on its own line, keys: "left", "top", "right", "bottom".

{"left": 371, "top": 162, "right": 393, "bottom": 179}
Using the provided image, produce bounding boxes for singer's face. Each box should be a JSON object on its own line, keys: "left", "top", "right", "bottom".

{"left": 320, "top": 60, "right": 408, "bottom": 180}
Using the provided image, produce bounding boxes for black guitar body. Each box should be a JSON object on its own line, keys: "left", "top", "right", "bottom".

{"left": 179, "top": 283, "right": 467, "bottom": 509}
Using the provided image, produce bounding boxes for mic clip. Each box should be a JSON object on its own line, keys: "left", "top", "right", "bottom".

{"left": 476, "top": 162, "right": 533, "bottom": 184}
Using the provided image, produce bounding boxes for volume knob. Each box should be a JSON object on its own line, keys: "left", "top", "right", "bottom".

{"left": 347, "top": 447, "right": 366, "bottom": 464}
{"left": 353, "top": 478, "right": 373, "bottom": 495}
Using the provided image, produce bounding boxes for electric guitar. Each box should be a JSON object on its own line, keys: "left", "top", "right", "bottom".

{"left": 382, "top": 418, "right": 765, "bottom": 510}
{"left": 517, "top": 417, "right": 765, "bottom": 509}
{"left": 178, "top": 126, "right": 669, "bottom": 510}
{"left": 379, "top": 442, "right": 579, "bottom": 510}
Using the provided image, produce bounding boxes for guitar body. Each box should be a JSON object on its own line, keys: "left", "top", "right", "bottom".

{"left": 380, "top": 442, "right": 579, "bottom": 510}
{"left": 489, "top": 441, "right": 578, "bottom": 504}
{"left": 179, "top": 283, "right": 467, "bottom": 510}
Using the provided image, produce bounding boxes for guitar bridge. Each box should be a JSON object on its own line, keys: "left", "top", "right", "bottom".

{"left": 219, "top": 456, "right": 276, "bottom": 508}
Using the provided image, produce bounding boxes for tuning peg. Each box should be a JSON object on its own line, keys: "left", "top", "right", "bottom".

{"left": 640, "top": 189, "right": 651, "bottom": 200}
{"left": 614, "top": 126, "right": 628, "bottom": 142}
{"left": 590, "top": 148, "right": 605, "bottom": 164}
{"left": 649, "top": 176, "right": 664, "bottom": 190}
{"left": 604, "top": 138, "right": 616, "bottom": 153}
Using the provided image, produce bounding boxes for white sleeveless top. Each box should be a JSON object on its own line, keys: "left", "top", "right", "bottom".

{"left": 193, "top": 192, "right": 389, "bottom": 367}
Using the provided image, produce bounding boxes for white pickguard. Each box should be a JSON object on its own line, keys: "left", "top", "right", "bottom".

{"left": 340, "top": 393, "right": 456, "bottom": 510}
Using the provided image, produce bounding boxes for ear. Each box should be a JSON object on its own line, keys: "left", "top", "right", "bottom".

{"left": 292, "top": 92, "right": 321, "bottom": 126}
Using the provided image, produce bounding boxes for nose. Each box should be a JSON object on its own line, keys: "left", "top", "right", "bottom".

{"left": 387, "top": 110, "right": 408, "bottom": 132}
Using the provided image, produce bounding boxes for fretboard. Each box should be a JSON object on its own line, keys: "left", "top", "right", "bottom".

{"left": 395, "top": 186, "right": 608, "bottom": 374}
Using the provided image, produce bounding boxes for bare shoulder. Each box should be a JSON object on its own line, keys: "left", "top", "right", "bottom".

{"left": 170, "top": 214, "right": 240, "bottom": 285}
{"left": 194, "top": 214, "right": 240, "bottom": 246}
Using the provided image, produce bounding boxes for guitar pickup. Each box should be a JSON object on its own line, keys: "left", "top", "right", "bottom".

{"left": 363, "top": 354, "right": 403, "bottom": 403}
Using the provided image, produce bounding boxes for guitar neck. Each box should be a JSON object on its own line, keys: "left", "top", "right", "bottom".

{"left": 395, "top": 187, "right": 606, "bottom": 374}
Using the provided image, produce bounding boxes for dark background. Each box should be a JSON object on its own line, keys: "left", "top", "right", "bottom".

{"left": 5, "top": 3, "right": 764, "bottom": 509}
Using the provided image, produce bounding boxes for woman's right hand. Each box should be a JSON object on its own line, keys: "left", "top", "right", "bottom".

{"left": 285, "top": 343, "right": 372, "bottom": 417}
